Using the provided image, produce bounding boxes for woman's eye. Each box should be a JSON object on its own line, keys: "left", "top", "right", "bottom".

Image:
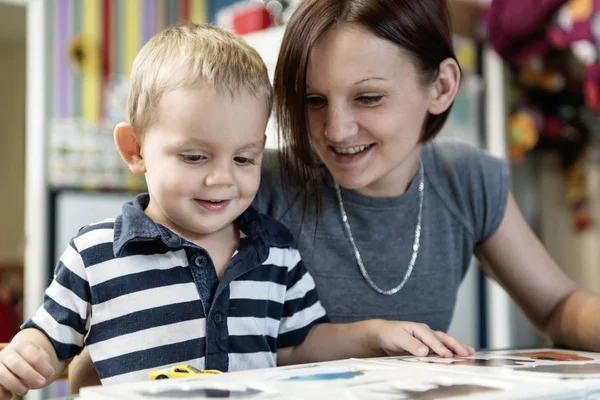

{"left": 357, "top": 94, "right": 383, "bottom": 105}
{"left": 234, "top": 156, "right": 255, "bottom": 165}
{"left": 180, "top": 154, "right": 206, "bottom": 164}
{"left": 306, "top": 95, "right": 326, "bottom": 108}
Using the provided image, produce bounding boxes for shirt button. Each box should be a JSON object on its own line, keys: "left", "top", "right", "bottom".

{"left": 214, "top": 312, "right": 223, "bottom": 325}
{"left": 194, "top": 255, "right": 207, "bottom": 267}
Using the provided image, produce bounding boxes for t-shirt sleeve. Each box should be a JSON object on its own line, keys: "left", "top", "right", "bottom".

{"left": 475, "top": 149, "right": 510, "bottom": 244}
{"left": 253, "top": 148, "right": 306, "bottom": 223}
{"left": 429, "top": 139, "right": 510, "bottom": 245}
{"left": 277, "top": 248, "right": 329, "bottom": 349}
{"left": 21, "top": 240, "right": 91, "bottom": 360}
{"left": 253, "top": 148, "right": 282, "bottom": 217}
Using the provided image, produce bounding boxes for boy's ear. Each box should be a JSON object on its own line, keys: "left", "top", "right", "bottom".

{"left": 114, "top": 123, "right": 146, "bottom": 175}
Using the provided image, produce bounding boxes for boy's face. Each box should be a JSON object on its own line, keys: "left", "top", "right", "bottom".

{"left": 140, "top": 86, "right": 269, "bottom": 242}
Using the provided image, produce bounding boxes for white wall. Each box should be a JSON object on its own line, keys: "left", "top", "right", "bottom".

{"left": 243, "top": 26, "right": 285, "bottom": 149}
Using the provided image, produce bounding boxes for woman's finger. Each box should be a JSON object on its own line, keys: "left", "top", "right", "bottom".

{"left": 383, "top": 327, "right": 431, "bottom": 357}
{"left": 410, "top": 324, "right": 453, "bottom": 358}
{"left": 433, "top": 331, "right": 474, "bottom": 357}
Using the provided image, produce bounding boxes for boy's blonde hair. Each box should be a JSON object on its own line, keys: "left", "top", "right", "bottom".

{"left": 128, "top": 23, "right": 272, "bottom": 135}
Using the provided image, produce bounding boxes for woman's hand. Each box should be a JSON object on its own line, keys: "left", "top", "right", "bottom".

{"left": 374, "top": 320, "right": 475, "bottom": 358}
{"left": 279, "top": 319, "right": 475, "bottom": 367}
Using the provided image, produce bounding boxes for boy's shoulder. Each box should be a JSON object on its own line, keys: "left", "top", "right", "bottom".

{"left": 71, "top": 218, "right": 117, "bottom": 252}
{"left": 75, "top": 218, "right": 117, "bottom": 236}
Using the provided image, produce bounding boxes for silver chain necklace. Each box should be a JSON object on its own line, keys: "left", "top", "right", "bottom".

{"left": 333, "top": 160, "right": 424, "bottom": 295}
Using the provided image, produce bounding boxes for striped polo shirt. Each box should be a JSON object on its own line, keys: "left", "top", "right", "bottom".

{"left": 23, "top": 194, "right": 328, "bottom": 385}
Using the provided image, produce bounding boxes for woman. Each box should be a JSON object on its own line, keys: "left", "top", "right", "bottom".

{"left": 68, "top": 0, "right": 600, "bottom": 391}
{"left": 253, "top": 0, "right": 600, "bottom": 349}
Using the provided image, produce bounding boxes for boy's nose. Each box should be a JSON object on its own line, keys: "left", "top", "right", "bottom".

{"left": 205, "top": 165, "right": 234, "bottom": 186}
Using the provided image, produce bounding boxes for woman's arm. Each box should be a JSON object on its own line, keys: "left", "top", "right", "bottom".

{"left": 477, "top": 192, "right": 600, "bottom": 350}
{"left": 277, "top": 319, "right": 474, "bottom": 366}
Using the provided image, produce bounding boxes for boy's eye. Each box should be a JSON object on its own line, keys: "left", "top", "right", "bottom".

{"left": 356, "top": 94, "right": 383, "bottom": 105}
{"left": 306, "top": 95, "right": 326, "bottom": 109}
{"left": 234, "top": 156, "right": 255, "bottom": 165}
{"left": 180, "top": 154, "right": 206, "bottom": 163}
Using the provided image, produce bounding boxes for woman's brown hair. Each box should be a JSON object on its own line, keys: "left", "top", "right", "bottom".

{"left": 274, "top": 0, "right": 459, "bottom": 207}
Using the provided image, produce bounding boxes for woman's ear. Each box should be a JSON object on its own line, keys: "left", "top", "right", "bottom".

{"left": 114, "top": 122, "right": 146, "bottom": 175}
{"left": 428, "top": 58, "right": 461, "bottom": 115}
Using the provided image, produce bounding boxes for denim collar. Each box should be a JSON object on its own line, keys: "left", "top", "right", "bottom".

{"left": 113, "top": 193, "right": 292, "bottom": 256}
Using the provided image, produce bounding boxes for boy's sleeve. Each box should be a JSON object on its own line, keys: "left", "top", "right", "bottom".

{"left": 21, "top": 240, "right": 91, "bottom": 360}
{"left": 277, "top": 249, "right": 329, "bottom": 349}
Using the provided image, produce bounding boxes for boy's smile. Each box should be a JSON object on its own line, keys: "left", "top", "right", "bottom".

{"left": 194, "top": 199, "right": 231, "bottom": 212}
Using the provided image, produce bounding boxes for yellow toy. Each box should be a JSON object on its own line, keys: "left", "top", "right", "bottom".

{"left": 148, "top": 364, "right": 222, "bottom": 380}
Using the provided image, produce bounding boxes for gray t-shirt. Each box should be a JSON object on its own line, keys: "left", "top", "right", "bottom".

{"left": 252, "top": 139, "right": 509, "bottom": 331}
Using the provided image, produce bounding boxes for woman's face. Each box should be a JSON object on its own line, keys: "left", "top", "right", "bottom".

{"left": 305, "top": 24, "right": 436, "bottom": 197}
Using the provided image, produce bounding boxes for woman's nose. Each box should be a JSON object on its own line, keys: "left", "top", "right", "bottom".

{"left": 325, "top": 103, "right": 358, "bottom": 142}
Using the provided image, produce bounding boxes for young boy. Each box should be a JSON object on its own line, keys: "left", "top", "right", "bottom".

{"left": 0, "top": 24, "right": 472, "bottom": 399}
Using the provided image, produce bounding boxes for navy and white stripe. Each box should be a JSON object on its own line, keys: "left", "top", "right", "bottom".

{"left": 22, "top": 194, "right": 328, "bottom": 385}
